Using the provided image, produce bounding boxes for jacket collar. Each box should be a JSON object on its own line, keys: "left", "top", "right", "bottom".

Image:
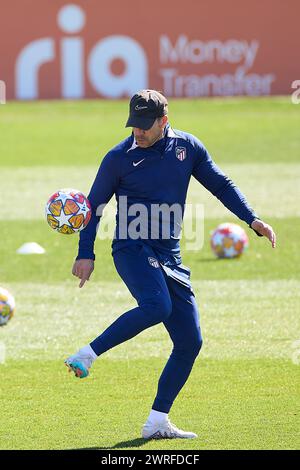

{"left": 127, "top": 123, "right": 177, "bottom": 153}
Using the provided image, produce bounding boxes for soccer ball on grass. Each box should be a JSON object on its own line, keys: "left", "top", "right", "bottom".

{"left": 0, "top": 287, "right": 15, "bottom": 326}
{"left": 210, "top": 222, "right": 249, "bottom": 258}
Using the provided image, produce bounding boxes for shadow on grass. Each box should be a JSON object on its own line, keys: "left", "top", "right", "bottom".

{"left": 196, "top": 258, "right": 220, "bottom": 263}
{"left": 69, "top": 438, "right": 149, "bottom": 450}
{"left": 197, "top": 257, "right": 242, "bottom": 263}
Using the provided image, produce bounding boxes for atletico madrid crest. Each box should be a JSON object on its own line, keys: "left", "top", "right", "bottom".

{"left": 148, "top": 257, "right": 160, "bottom": 268}
{"left": 175, "top": 146, "right": 187, "bottom": 161}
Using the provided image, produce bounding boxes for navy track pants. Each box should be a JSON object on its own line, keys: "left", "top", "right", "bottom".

{"left": 90, "top": 243, "right": 203, "bottom": 413}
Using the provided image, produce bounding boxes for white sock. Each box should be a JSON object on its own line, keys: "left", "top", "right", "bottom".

{"left": 79, "top": 344, "right": 98, "bottom": 361}
{"left": 147, "top": 409, "right": 168, "bottom": 424}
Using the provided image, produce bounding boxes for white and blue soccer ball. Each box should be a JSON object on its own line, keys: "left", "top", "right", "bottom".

{"left": 210, "top": 222, "right": 249, "bottom": 258}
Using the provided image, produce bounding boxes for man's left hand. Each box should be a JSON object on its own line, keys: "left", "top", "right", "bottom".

{"left": 251, "top": 219, "right": 276, "bottom": 248}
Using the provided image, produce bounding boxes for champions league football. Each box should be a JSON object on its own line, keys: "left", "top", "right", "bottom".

{"left": 0, "top": 287, "right": 15, "bottom": 326}
{"left": 210, "top": 222, "right": 249, "bottom": 258}
{"left": 45, "top": 189, "right": 91, "bottom": 234}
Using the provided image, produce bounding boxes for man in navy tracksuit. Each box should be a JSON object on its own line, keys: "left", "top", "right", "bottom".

{"left": 65, "top": 90, "right": 276, "bottom": 439}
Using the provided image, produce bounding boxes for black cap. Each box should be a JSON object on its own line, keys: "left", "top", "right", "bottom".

{"left": 126, "top": 90, "right": 168, "bottom": 130}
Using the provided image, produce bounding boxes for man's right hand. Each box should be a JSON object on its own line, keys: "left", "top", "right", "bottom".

{"left": 72, "top": 259, "right": 94, "bottom": 288}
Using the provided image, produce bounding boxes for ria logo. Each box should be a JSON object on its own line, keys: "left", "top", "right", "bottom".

{"left": 15, "top": 4, "right": 148, "bottom": 99}
{"left": 291, "top": 80, "right": 300, "bottom": 104}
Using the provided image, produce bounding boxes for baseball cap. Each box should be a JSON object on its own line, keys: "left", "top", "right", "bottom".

{"left": 126, "top": 90, "right": 168, "bottom": 130}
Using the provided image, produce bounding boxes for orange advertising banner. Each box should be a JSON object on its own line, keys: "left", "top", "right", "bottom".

{"left": 0, "top": 0, "right": 299, "bottom": 100}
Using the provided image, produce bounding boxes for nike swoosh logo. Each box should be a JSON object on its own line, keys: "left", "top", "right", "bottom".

{"left": 133, "top": 158, "right": 145, "bottom": 167}
{"left": 135, "top": 105, "right": 148, "bottom": 111}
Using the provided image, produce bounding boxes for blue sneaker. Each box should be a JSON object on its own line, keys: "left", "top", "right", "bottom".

{"left": 65, "top": 347, "right": 95, "bottom": 378}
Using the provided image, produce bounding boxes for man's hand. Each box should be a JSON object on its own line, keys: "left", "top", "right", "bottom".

{"left": 72, "top": 259, "right": 94, "bottom": 288}
{"left": 251, "top": 219, "right": 276, "bottom": 248}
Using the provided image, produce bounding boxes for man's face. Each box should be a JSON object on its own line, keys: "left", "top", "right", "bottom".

{"left": 133, "top": 116, "right": 168, "bottom": 148}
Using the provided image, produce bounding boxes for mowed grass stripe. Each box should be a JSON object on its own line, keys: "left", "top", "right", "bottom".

{"left": 1, "top": 98, "right": 299, "bottom": 167}
{"left": 0, "top": 358, "right": 299, "bottom": 450}
{"left": 0, "top": 280, "right": 299, "bottom": 361}
{"left": 0, "top": 218, "right": 298, "bottom": 282}
{"left": 1, "top": 163, "right": 300, "bottom": 220}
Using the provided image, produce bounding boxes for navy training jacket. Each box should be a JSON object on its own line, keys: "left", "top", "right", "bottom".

{"left": 77, "top": 124, "right": 259, "bottom": 263}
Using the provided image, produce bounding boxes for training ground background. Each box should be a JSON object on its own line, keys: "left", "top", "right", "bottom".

{"left": 0, "top": 97, "right": 299, "bottom": 450}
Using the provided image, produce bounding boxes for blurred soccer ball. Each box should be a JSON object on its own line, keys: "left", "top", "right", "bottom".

{"left": 210, "top": 222, "right": 249, "bottom": 258}
{"left": 45, "top": 188, "right": 92, "bottom": 234}
{"left": 0, "top": 287, "right": 15, "bottom": 326}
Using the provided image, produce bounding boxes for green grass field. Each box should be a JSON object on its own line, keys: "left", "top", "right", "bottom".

{"left": 0, "top": 97, "right": 299, "bottom": 450}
